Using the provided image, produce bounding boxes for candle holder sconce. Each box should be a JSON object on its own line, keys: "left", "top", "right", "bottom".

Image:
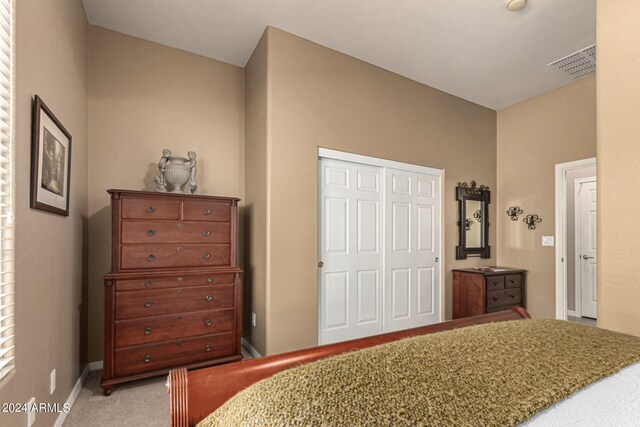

{"left": 523, "top": 214, "right": 542, "bottom": 230}
{"left": 506, "top": 206, "right": 523, "bottom": 221}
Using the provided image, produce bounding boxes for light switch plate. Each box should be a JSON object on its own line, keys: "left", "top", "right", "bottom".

{"left": 542, "top": 236, "right": 555, "bottom": 247}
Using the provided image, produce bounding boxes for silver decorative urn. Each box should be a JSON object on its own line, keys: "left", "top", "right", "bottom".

{"left": 153, "top": 149, "right": 198, "bottom": 194}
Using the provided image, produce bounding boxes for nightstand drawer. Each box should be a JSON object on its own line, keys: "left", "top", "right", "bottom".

{"left": 115, "top": 309, "right": 234, "bottom": 347}
{"left": 487, "top": 288, "right": 521, "bottom": 309}
{"left": 505, "top": 274, "right": 522, "bottom": 289}
{"left": 115, "top": 284, "right": 234, "bottom": 320}
{"left": 486, "top": 276, "right": 505, "bottom": 291}
{"left": 121, "top": 198, "right": 180, "bottom": 220}
{"left": 114, "top": 333, "right": 235, "bottom": 377}
{"left": 121, "top": 220, "right": 230, "bottom": 244}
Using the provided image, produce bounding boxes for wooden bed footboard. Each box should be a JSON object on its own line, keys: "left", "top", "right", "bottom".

{"left": 168, "top": 307, "right": 531, "bottom": 426}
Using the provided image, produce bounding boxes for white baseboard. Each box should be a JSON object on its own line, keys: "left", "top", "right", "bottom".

{"left": 54, "top": 365, "right": 89, "bottom": 427}
{"left": 88, "top": 360, "right": 103, "bottom": 371}
{"left": 567, "top": 310, "right": 578, "bottom": 317}
{"left": 241, "top": 338, "right": 262, "bottom": 358}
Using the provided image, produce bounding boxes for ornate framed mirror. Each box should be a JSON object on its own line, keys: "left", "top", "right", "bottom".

{"left": 456, "top": 181, "right": 490, "bottom": 259}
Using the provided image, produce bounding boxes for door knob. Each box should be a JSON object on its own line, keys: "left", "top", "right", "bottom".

{"left": 318, "top": 261, "right": 324, "bottom": 268}
{"left": 582, "top": 255, "right": 594, "bottom": 260}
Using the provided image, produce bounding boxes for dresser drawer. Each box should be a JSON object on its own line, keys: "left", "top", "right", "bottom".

{"left": 114, "top": 332, "right": 235, "bottom": 377}
{"left": 115, "top": 272, "right": 236, "bottom": 291}
{"left": 487, "top": 288, "right": 521, "bottom": 309}
{"left": 183, "top": 200, "right": 231, "bottom": 222}
{"left": 486, "top": 276, "right": 505, "bottom": 291}
{"left": 505, "top": 274, "right": 523, "bottom": 289}
{"left": 115, "top": 309, "right": 234, "bottom": 348}
{"left": 120, "top": 244, "right": 230, "bottom": 269}
{"left": 121, "top": 198, "right": 180, "bottom": 220}
{"left": 121, "top": 220, "right": 230, "bottom": 244}
{"left": 115, "top": 284, "right": 234, "bottom": 320}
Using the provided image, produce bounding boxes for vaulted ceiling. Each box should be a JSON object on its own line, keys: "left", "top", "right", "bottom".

{"left": 82, "top": 0, "right": 595, "bottom": 109}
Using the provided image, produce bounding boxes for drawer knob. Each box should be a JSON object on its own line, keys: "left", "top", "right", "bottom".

{"left": 207, "top": 277, "right": 213, "bottom": 283}
{"left": 144, "top": 300, "right": 153, "bottom": 307}
{"left": 510, "top": 280, "right": 516, "bottom": 284}
{"left": 203, "top": 230, "right": 211, "bottom": 237}
{"left": 203, "top": 208, "right": 212, "bottom": 215}
{"left": 177, "top": 341, "right": 183, "bottom": 346}
{"left": 205, "top": 345, "right": 212, "bottom": 352}
{"left": 147, "top": 254, "right": 155, "bottom": 261}
{"left": 144, "top": 328, "right": 152, "bottom": 335}
{"left": 205, "top": 295, "right": 213, "bottom": 302}
{"left": 144, "top": 355, "right": 151, "bottom": 363}
{"left": 205, "top": 319, "right": 212, "bottom": 326}
{"left": 493, "top": 281, "right": 498, "bottom": 285}
{"left": 177, "top": 223, "right": 183, "bottom": 228}
{"left": 144, "top": 281, "right": 152, "bottom": 287}
{"left": 177, "top": 289, "right": 183, "bottom": 295}
{"left": 147, "top": 230, "right": 156, "bottom": 236}
{"left": 147, "top": 206, "right": 156, "bottom": 213}
{"left": 203, "top": 253, "right": 211, "bottom": 260}
{"left": 492, "top": 297, "right": 499, "bottom": 302}
{"left": 510, "top": 294, "right": 517, "bottom": 299}
{"left": 178, "top": 276, "right": 184, "bottom": 282}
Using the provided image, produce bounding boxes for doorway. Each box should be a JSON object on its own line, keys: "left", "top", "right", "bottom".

{"left": 554, "top": 158, "right": 596, "bottom": 323}
{"left": 317, "top": 148, "right": 443, "bottom": 345}
{"left": 574, "top": 177, "right": 597, "bottom": 320}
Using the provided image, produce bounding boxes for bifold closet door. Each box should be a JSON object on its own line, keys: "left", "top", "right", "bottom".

{"left": 318, "top": 158, "right": 383, "bottom": 345}
{"left": 384, "top": 168, "right": 441, "bottom": 333}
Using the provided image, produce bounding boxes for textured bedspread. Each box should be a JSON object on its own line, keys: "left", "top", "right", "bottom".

{"left": 198, "top": 320, "right": 640, "bottom": 427}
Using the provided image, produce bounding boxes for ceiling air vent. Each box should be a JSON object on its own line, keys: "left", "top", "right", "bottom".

{"left": 547, "top": 45, "right": 596, "bottom": 79}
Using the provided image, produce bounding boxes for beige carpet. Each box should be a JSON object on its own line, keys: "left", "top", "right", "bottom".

{"left": 64, "top": 347, "right": 254, "bottom": 427}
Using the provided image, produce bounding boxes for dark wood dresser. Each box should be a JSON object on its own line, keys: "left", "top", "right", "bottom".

{"left": 452, "top": 268, "right": 527, "bottom": 319}
{"left": 100, "top": 190, "right": 243, "bottom": 395}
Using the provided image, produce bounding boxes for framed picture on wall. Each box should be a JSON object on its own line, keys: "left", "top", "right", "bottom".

{"left": 30, "top": 95, "right": 72, "bottom": 216}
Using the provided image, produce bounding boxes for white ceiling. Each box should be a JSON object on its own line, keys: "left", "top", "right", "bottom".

{"left": 82, "top": 0, "right": 595, "bottom": 110}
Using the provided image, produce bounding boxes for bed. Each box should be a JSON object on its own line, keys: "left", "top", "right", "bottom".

{"left": 166, "top": 307, "right": 640, "bottom": 426}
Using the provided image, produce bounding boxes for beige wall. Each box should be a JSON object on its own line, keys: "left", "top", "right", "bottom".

{"left": 88, "top": 27, "right": 245, "bottom": 362}
{"left": 244, "top": 32, "right": 269, "bottom": 355}
{"left": 0, "top": 0, "right": 90, "bottom": 426}
{"left": 496, "top": 76, "right": 596, "bottom": 320}
{"left": 258, "top": 27, "right": 497, "bottom": 355}
{"left": 597, "top": 1, "right": 640, "bottom": 336}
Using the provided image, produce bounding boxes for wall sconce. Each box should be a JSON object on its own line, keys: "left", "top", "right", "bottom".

{"left": 473, "top": 210, "right": 482, "bottom": 221}
{"left": 464, "top": 218, "right": 473, "bottom": 231}
{"left": 506, "top": 206, "right": 523, "bottom": 221}
{"left": 523, "top": 214, "right": 542, "bottom": 230}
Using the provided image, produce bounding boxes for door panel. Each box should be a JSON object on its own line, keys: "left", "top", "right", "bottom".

{"left": 357, "top": 270, "right": 379, "bottom": 324}
{"left": 391, "top": 268, "right": 411, "bottom": 319}
{"left": 323, "top": 272, "right": 348, "bottom": 329}
{"left": 319, "top": 159, "right": 383, "bottom": 345}
{"left": 578, "top": 180, "right": 597, "bottom": 319}
{"left": 384, "top": 168, "right": 441, "bottom": 332}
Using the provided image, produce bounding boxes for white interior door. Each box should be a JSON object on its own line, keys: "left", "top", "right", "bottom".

{"left": 384, "top": 168, "right": 441, "bottom": 332}
{"left": 577, "top": 179, "right": 597, "bottom": 319}
{"left": 318, "top": 158, "right": 383, "bottom": 345}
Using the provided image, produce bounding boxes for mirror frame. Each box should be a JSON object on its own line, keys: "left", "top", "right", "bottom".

{"left": 456, "top": 181, "right": 490, "bottom": 259}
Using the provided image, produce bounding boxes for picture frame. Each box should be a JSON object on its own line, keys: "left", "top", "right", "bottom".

{"left": 30, "top": 95, "right": 72, "bottom": 216}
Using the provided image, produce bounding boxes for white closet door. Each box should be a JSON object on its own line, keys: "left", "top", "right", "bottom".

{"left": 384, "top": 168, "right": 441, "bottom": 333}
{"left": 318, "top": 158, "right": 383, "bottom": 345}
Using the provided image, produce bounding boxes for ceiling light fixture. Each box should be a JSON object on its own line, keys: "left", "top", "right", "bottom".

{"left": 505, "top": 0, "right": 527, "bottom": 12}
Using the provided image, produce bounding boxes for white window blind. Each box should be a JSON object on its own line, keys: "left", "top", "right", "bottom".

{"left": 0, "top": 0, "right": 14, "bottom": 382}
